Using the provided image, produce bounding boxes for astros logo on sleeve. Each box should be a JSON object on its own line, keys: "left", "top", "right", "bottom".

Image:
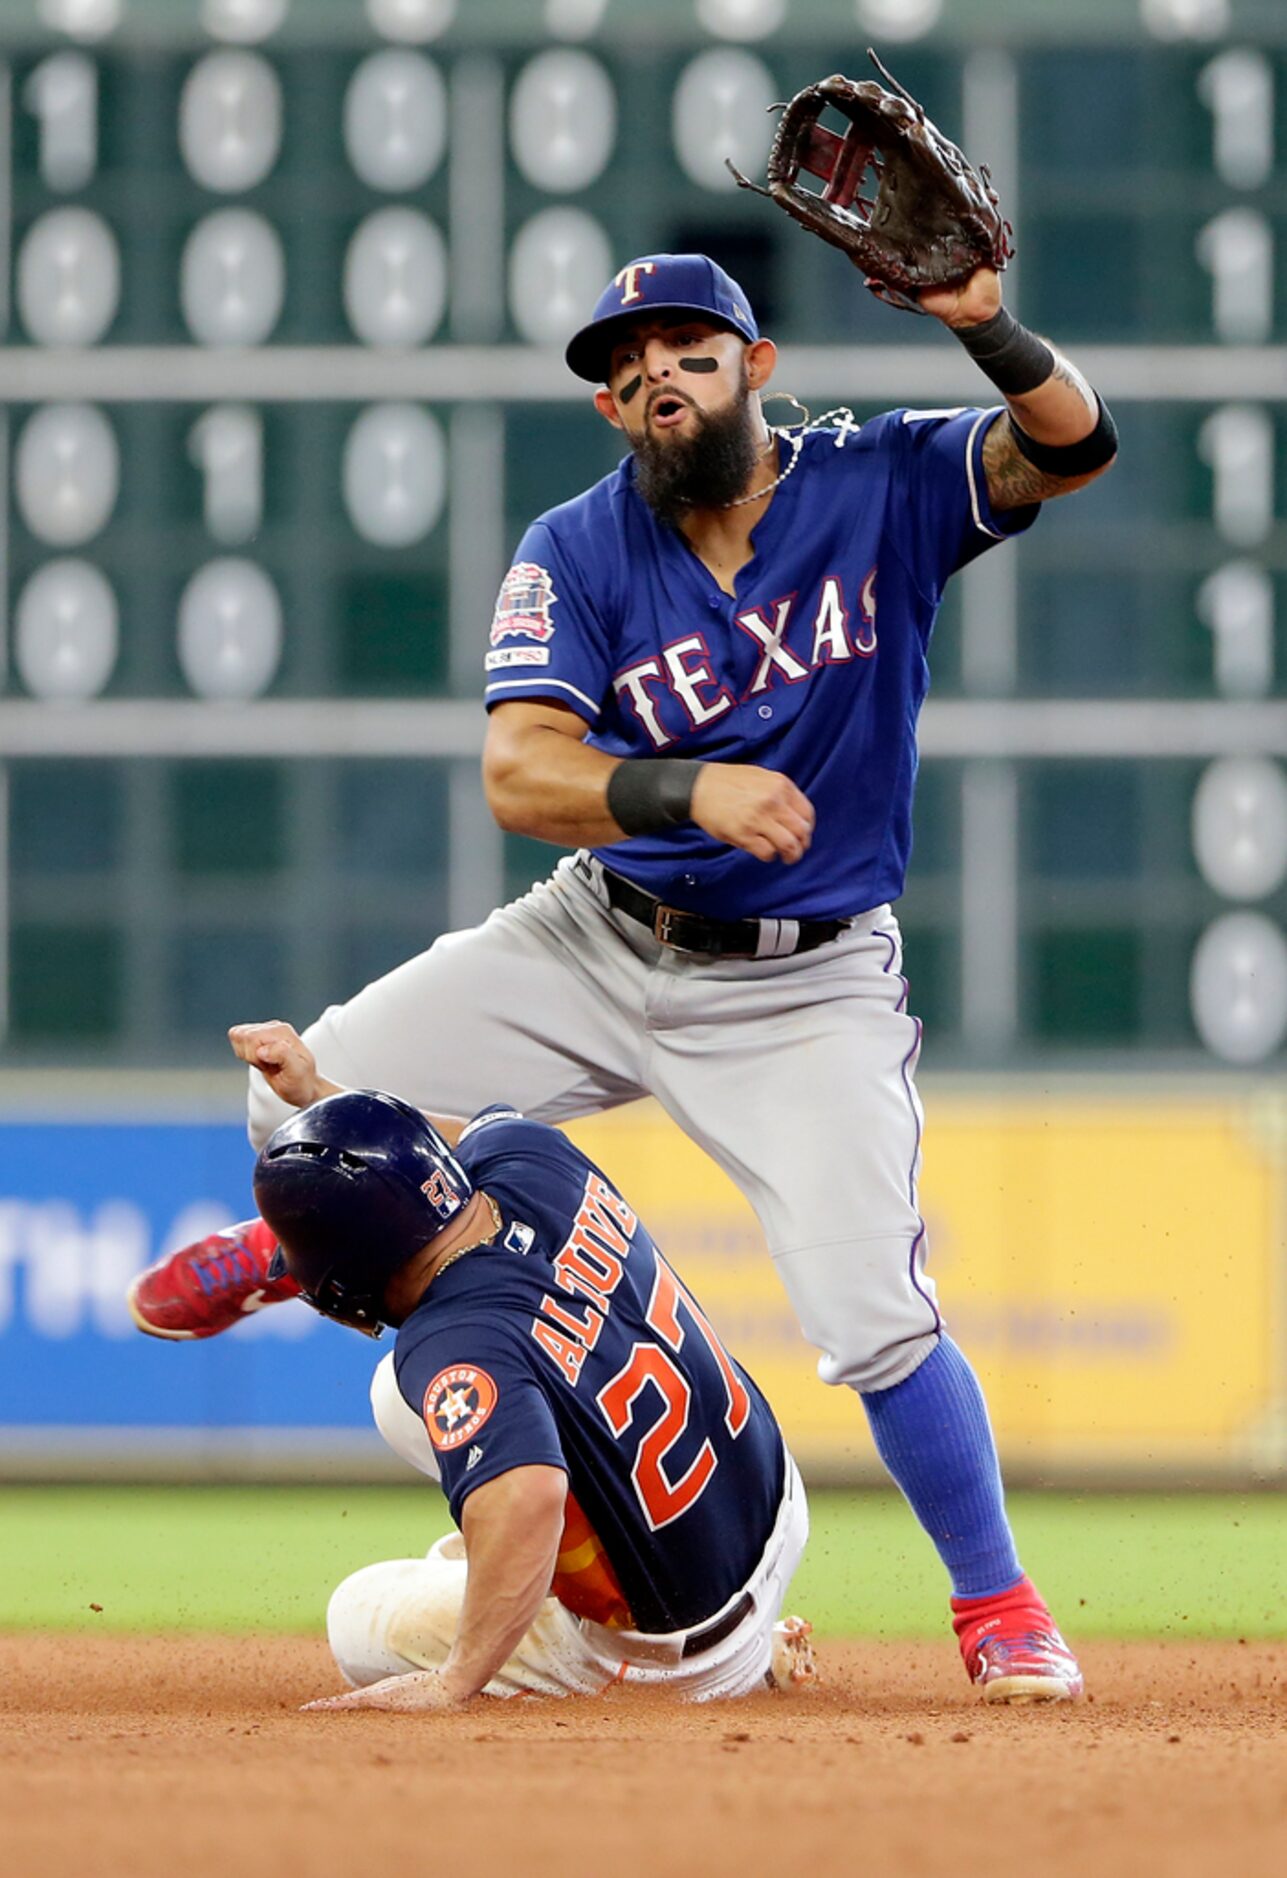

{"left": 423, "top": 1364, "right": 499, "bottom": 1451}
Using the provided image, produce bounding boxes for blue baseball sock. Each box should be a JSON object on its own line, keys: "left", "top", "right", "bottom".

{"left": 861, "top": 1335, "right": 1023, "bottom": 1600}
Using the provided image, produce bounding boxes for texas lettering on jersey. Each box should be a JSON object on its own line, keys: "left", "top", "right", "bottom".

{"left": 614, "top": 565, "right": 877, "bottom": 750}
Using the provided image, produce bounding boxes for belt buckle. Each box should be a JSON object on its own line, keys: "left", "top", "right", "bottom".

{"left": 652, "top": 903, "right": 683, "bottom": 948}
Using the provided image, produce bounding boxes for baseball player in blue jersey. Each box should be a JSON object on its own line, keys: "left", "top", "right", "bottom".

{"left": 133, "top": 227, "right": 1114, "bottom": 1702}
{"left": 239, "top": 1020, "right": 813, "bottom": 1707}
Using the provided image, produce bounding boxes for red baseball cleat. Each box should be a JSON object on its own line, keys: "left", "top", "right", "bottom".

{"left": 127, "top": 1217, "right": 300, "bottom": 1340}
{"left": 951, "top": 1575, "right": 1085, "bottom": 1704}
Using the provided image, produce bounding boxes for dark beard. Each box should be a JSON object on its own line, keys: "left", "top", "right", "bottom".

{"left": 632, "top": 378, "right": 762, "bottom": 529}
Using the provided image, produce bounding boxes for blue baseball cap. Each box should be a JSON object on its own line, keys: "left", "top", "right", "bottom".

{"left": 564, "top": 253, "right": 759, "bottom": 384}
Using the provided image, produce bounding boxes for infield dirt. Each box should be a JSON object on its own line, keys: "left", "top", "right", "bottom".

{"left": 2, "top": 1635, "right": 1284, "bottom": 1878}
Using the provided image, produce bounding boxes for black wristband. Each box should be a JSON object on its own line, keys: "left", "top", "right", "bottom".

{"left": 606, "top": 758, "right": 703, "bottom": 837}
{"left": 953, "top": 306, "right": 1054, "bottom": 397}
{"left": 1009, "top": 395, "right": 1119, "bottom": 478}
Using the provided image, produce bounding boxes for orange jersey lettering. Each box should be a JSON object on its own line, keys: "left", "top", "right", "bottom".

{"left": 539, "top": 1290, "right": 605, "bottom": 1356}
{"left": 533, "top": 1170, "right": 639, "bottom": 1386}
{"left": 531, "top": 1319, "right": 586, "bottom": 1385}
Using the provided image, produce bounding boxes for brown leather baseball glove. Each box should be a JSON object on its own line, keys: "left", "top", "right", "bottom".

{"left": 728, "top": 50, "right": 1013, "bottom": 314}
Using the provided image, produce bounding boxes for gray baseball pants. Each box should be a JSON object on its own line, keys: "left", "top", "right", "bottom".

{"left": 247, "top": 853, "right": 941, "bottom": 1393}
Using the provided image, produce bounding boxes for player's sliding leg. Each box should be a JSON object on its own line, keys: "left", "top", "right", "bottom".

{"left": 645, "top": 908, "right": 1083, "bottom": 1703}
{"left": 325, "top": 1541, "right": 818, "bottom": 1702}
{"left": 368, "top": 1347, "right": 443, "bottom": 1480}
{"left": 326, "top": 1536, "right": 607, "bottom": 1698}
{"left": 127, "top": 1216, "right": 298, "bottom": 1339}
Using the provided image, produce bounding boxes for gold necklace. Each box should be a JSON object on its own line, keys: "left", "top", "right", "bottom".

{"left": 431, "top": 1193, "right": 502, "bottom": 1282}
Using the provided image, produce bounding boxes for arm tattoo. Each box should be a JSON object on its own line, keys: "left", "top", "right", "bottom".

{"left": 982, "top": 413, "right": 1085, "bottom": 510}
{"left": 1048, "top": 350, "right": 1099, "bottom": 421}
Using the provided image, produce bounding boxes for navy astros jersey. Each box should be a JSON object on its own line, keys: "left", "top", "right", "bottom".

{"left": 393, "top": 1107, "right": 785, "bottom": 1638}
{"left": 484, "top": 409, "right": 1037, "bottom": 921}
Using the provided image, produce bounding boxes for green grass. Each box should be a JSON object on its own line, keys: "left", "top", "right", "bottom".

{"left": 791, "top": 1491, "right": 1287, "bottom": 1640}
{"left": 0, "top": 1486, "right": 1282, "bottom": 1639}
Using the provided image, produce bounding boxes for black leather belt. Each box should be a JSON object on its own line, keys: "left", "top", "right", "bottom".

{"left": 596, "top": 862, "right": 849, "bottom": 960}
{"left": 681, "top": 1589, "right": 755, "bottom": 1658}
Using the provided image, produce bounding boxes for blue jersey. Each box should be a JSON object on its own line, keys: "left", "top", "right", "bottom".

{"left": 484, "top": 407, "right": 1037, "bottom": 920}
{"left": 393, "top": 1107, "right": 785, "bottom": 1636}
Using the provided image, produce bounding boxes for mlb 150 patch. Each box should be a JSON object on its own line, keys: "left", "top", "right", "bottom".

{"left": 485, "top": 645, "right": 551, "bottom": 669}
{"left": 423, "top": 1365, "right": 500, "bottom": 1451}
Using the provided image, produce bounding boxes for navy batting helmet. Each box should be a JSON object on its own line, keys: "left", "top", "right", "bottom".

{"left": 253, "top": 1090, "right": 473, "bottom": 1338}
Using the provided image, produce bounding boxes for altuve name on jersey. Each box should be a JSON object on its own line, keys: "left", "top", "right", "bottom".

{"left": 530, "top": 1171, "right": 639, "bottom": 1386}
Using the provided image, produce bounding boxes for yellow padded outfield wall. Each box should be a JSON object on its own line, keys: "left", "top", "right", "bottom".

{"left": 564, "top": 1086, "right": 1287, "bottom": 1482}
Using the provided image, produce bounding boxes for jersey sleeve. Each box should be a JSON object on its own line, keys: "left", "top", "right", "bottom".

{"left": 483, "top": 519, "right": 613, "bottom": 727}
{"left": 886, "top": 405, "right": 1040, "bottom": 606}
{"left": 458, "top": 1103, "right": 525, "bottom": 1141}
{"left": 455, "top": 1111, "right": 595, "bottom": 1227}
{"left": 454, "top": 1101, "right": 593, "bottom": 1189}
{"left": 395, "top": 1318, "right": 568, "bottom": 1525}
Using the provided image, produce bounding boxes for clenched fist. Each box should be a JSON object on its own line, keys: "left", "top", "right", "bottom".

{"left": 690, "top": 763, "right": 815, "bottom": 864}
{"left": 228, "top": 1019, "right": 342, "bottom": 1112}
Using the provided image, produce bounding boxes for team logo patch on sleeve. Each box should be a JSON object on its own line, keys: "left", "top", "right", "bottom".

{"left": 423, "top": 1365, "right": 499, "bottom": 1451}
{"left": 491, "top": 562, "right": 557, "bottom": 644}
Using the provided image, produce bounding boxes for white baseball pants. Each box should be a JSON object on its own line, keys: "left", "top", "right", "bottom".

{"left": 248, "top": 854, "right": 940, "bottom": 1393}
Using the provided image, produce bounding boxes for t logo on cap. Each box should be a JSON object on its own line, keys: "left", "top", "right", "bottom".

{"left": 564, "top": 253, "right": 760, "bottom": 383}
{"left": 613, "top": 261, "right": 657, "bottom": 306}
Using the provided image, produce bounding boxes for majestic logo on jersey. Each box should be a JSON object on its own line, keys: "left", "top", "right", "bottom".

{"left": 491, "top": 562, "right": 558, "bottom": 644}
{"left": 423, "top": 1365, "right": 499, "bottom": 1451}
{"left": 613, "top": 261, "right": 656, "bottom": 305}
